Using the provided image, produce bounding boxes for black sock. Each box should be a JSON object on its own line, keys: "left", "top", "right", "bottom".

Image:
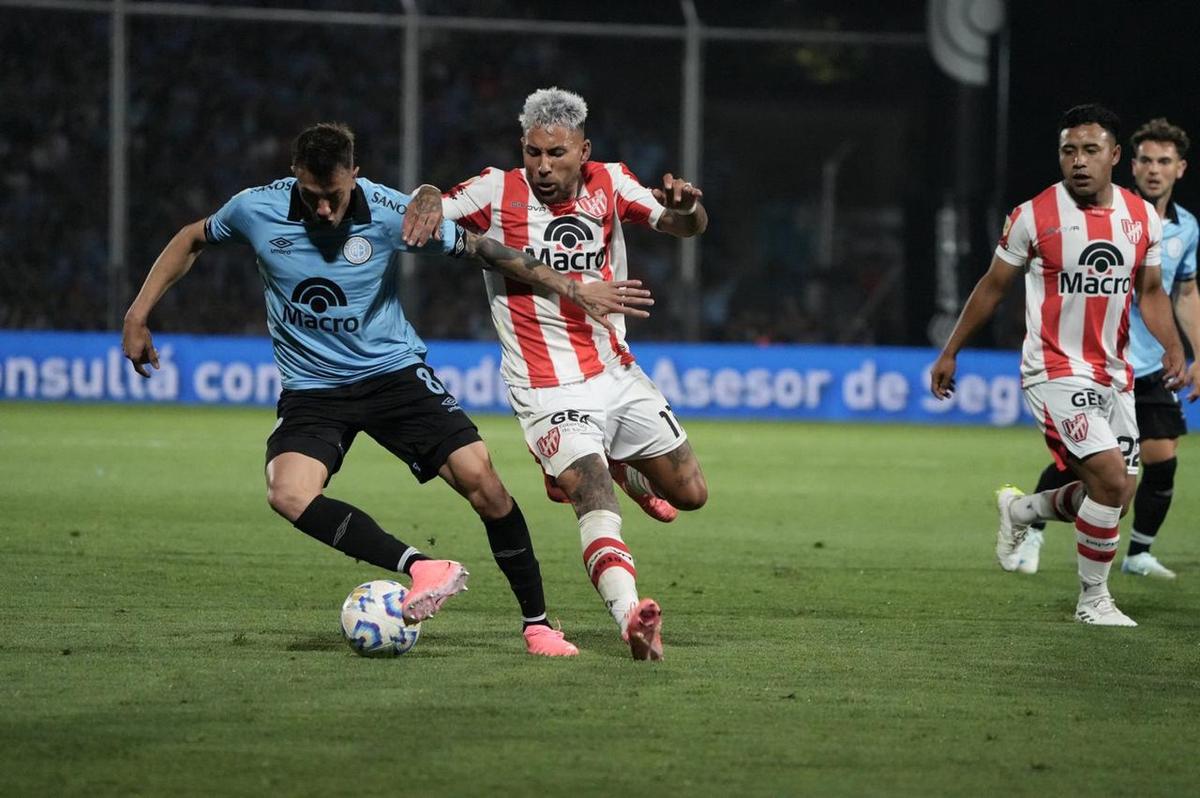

{"left": 1030, "top": 462, "right": 1074, "bottom": 532}
{"left": 484, "top": 500, "right": 548, "bottom": 628}
{"left": 293, "top": 496, "right": 429, "bottom": 575}
{"left": 1130, "top": 458, "right": 1176, "bottom": 556}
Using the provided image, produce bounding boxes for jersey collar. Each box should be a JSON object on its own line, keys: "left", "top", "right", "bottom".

{"left": 1163, "top": 199, "right": 1179, "bottom": 224}
{"left": 287, "top": 182, "right": 372, "bottom": 225}
{"left": 1134, "top": 188, "right": 1179, "bottom": 224}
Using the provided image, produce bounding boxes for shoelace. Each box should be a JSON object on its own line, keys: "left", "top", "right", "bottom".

{"left": 1088, "top": 593, "right": 1118, "bottom": 614}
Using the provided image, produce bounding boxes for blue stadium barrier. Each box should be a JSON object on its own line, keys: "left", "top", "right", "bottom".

{"left": 3, "top": 329, "right": 1198, "bottom": 428}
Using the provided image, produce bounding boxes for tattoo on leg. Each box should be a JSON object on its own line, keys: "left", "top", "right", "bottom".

{"left": 663, "top": 443, "right": 704, "bottom": 491}
{"left": 561, "top": 455, "right": 620, "bottom": 518}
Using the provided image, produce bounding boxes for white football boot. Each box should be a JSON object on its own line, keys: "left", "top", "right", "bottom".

{"left": 994, "top": 485, "right": 1029, "bottom": 572}
{"left": 1121, "top": 552, "right": 1177, "bottom": 579}
{"left": 1075, "top": 591, "right": 1137, "bottom": 627}
{"left": 1015, "top": 529, "right": 1044, "bottom": 575}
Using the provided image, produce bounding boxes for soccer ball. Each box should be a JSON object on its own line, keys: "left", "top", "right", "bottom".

{"left": 339, "top": 579, "right": 422, "bottom": 657}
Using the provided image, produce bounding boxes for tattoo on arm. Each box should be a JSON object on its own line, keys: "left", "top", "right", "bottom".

{"left": 472, "top": 234, "right": 574, "bottom": 297}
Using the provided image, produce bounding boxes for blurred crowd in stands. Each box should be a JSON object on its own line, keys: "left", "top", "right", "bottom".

{"left": 2, "top": 6, "right": 912, "bottom": 345}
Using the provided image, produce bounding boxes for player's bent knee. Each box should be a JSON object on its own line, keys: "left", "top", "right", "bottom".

{"left": 267, "top": 484, "right": 319, "bottom": 522}
{"left": 673, "top": 469, "right": 709, "bottom": 511}
{"left": 673, "top": 483, "right": 708, "bottom": 512}
{"left": 1088, "top": 476, "right": 1130, "bottom": 509}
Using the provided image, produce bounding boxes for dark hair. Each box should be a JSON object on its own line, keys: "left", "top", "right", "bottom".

{"left": 291, "top": 122, "right": 355, "bottom": 179}
{"left": 1130, "top": 117, "right": 1190, "bottom": 159}
{"left": 1059, "top": 104, "right": 1121, "bottom": 144}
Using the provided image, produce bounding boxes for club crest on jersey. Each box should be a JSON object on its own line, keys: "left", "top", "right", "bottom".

{"left": 574, "top": 191, "right": 609, "bottom": 222}
{"left": 1062, "top": 413, "right": 1090, "bottom": 443}
{"left": 1121, "top": 219, "right": 1143, "bottom": 246}
{"left": 536, "top": 427, "right": 561, "bottom": 458}
{"left": 343, "top": 235, "right": 372, "bottom": 265}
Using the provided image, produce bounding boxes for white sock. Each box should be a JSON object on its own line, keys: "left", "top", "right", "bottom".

{"left": 1011, "top": 482, "right": 1084, "bottom": 525}
{"left": 579, "top": 510, "right": 638, "bottom": 628}
{"left": 1010, "top": 492, "right": 1054, "bottom": 525}
{"left": 1074, "top": 497, "right": 1121, "bottom": 594}
{"left": 622, "top": 464, "right": 663, "bottom": 499}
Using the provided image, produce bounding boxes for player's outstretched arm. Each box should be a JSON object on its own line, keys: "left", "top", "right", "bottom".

{"left": 464, "top": 232, "right": 653, "bottom": 333}
{"left": 1173, "top": 279, "right": 1200, "bottom": 401}
{"left": 929, "top": 254, "right": 1020, "bottom": 399}
{"left": 122, "top": 219, "right": 208, "bottom": 378}
{"left": 652, "top": 173, "right": 708, "bottom": 237}
{"left": 1136, "top": 263, "right": 1189, "bottom": 391}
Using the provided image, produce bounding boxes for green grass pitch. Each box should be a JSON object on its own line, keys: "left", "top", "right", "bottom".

{"left": 2, "top": 402, "right": 1199, "bottom": 796}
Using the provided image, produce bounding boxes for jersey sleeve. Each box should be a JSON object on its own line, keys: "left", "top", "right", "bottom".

{"left": 442, "top": 168, "right": 499, "bottom": 234}
{"left": 994, "top": 204, "right": 1032, "bottom": 267}
{"left": 204, "top": 189, "right": 253, "bottom": 246}
{"left": 1178, "top": 218, "right": 1198, "bottom": 282}
{"left": 400, "top": 218, "right": 467, "bottom": 258}
{"left": 1143, "top": 202, "right": 1163, "bottom": 268}
{"left": 612, "top": 163, "right": 665, "bottom": 229}
{"left": 440, "top": 221, "right": 469, "bottom": 258}
{"left": 366, "top": 183, "right": 465, "bottom": 257}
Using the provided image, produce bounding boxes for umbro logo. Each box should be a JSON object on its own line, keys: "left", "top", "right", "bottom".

{"left": 270, "top": 237, "right": 295, "bottom": 254}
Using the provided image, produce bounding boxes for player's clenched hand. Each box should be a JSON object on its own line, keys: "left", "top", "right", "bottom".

{"left": 1161, "top": 345, "right": 1187, "bottom": 386}
{"left": 929, "top": 352, "right": 957, "bottom": 400}
{"left": 402, "top": 184, "right": 445, "bottom": 247}
{"left": 1161, "top": 344, "right": 1191, "bottom": 398}
{"left": 122, "top": 320, "right": 160, "bottom": 378}
{"left": 567, "top": 280, "right": 654, "bottom": 334}
{"left": 651, "top": 173, "right": 703, "bottom": 213}
{"left": 1185, "top": 361, "right": 1200, "bottom": 403}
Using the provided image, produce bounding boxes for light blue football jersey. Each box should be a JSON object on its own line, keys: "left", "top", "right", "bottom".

{"left": 205, "top": 177, "right": 467, "bottom": 389}
{"left": 1128, "top": 200, "right": 1198, "bottom": 378}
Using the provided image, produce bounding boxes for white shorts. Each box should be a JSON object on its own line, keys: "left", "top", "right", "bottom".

{"left": 508, "top": 363, "right": 688, "bottom": 477}
{"left": 1023, "top": 377, "right": 1140, "bottom": 475}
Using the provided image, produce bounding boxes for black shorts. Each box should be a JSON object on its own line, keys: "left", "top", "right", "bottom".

{"left": 1134, "top": 370, "right": 1187, "bottom": 441}
{"left": 265, "top": 363, "right": 480, "bottom": 484}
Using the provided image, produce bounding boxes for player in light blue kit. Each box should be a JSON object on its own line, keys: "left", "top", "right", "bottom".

{"left": 1017, "top": 118, "right": 1200, "bottom": 578}
{"left": 121, "top": 123, "right": 652, "bottom": 656}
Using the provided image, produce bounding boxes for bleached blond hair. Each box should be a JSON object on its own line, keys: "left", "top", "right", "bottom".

{"left": 518, "top": 87, "right": 588, "bottom": 133}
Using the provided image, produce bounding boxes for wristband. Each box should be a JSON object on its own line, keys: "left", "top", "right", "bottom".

{"left": 673, "top": 202, "right": 697, "bottom": 216}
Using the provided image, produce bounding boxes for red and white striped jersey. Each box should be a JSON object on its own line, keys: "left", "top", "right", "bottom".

{"left": 996, "top": 182, "right": 1161, "bottom": 391}
{"left": 442, "top": 162, "right": 665, "bottom": 388}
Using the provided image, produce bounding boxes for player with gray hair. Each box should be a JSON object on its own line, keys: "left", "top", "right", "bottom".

{"left": 518, "top": 86, "right": 589, "bottom": 133}
{"left": 122, "top": 121, "right": 651, "bottom": 659}
{"left": 431, "top": 87, "right": 711, "bottom": 660}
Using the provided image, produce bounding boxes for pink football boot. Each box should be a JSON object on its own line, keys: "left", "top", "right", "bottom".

{"left": 401, "top": 560, "right": 469, "bottom": 622}
{"left": 622, "top": 598, "right": 664, "bottom": 661}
